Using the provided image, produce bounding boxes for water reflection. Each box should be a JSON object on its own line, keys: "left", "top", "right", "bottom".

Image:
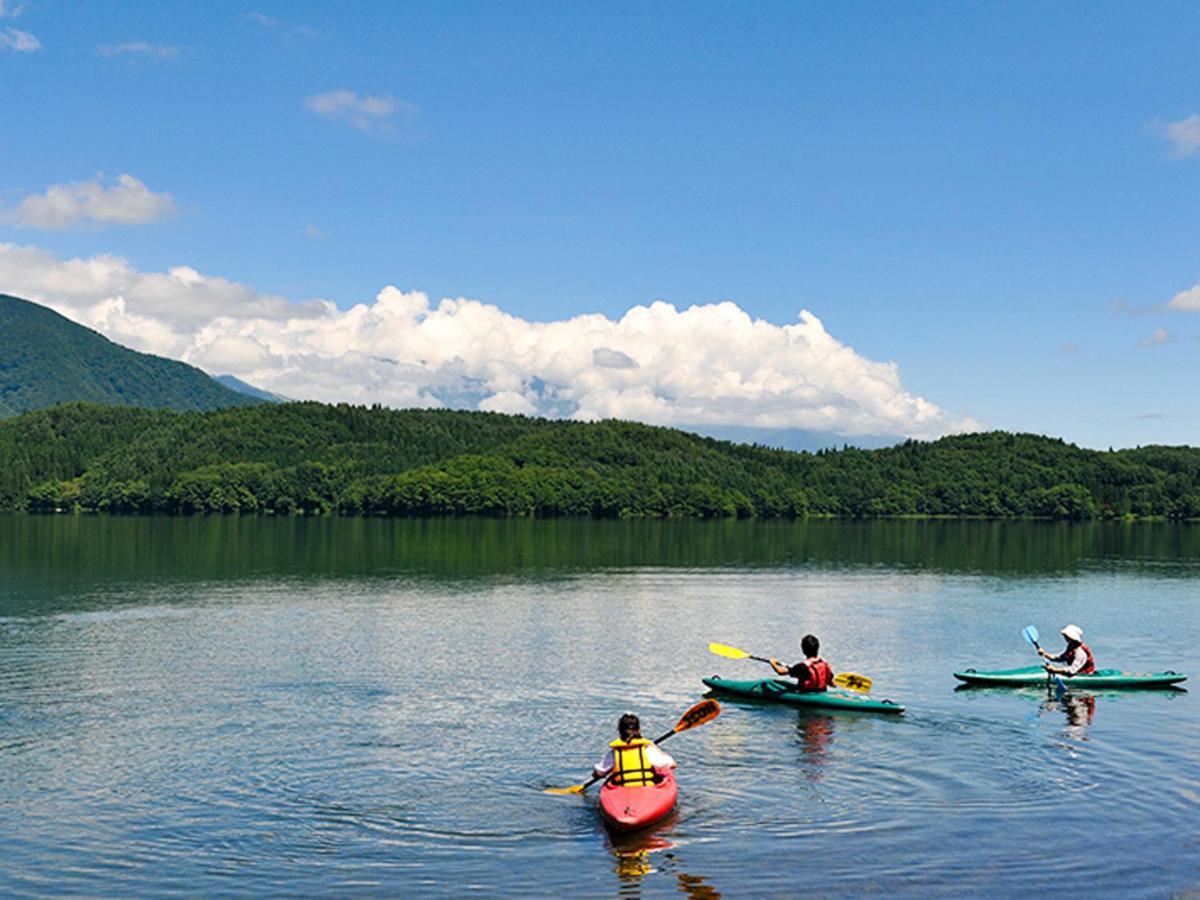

{"left": 1039, "top": 693, "right": 1097, "bottom": 742}
{"left": 4, "top": 515, "right": 1200, "bottom": 609}
{"left": 795, "top": 714, "right": 835, "bottom": 776}
{"left": 604, "top": 816, "right": 676, "bottom": 894}
{"left": 604, "top": 820, "right": 723, "bottom": 899}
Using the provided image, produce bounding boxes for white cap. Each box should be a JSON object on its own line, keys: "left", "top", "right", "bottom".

{"left": 1061, "top": 624, "right": 1083, "bottom": 642}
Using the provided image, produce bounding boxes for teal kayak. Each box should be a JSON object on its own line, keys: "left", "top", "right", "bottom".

{"left": 702, "top": 676, "right": 905, "bottom": 714}
{"left": 953, "top": 665, "right": 1187, "bottom": 689}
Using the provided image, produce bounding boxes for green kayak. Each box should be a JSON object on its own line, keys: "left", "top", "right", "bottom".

{"left": 953, "top": 665, "right": 1187, "bottom": 689}
{"left": 702, "top": 676, "right": 905, "bottom": 714}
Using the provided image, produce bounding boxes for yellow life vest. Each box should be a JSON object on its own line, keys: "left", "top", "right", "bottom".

{"left": 609, "top": 737, "right": 656, "bottom": 787}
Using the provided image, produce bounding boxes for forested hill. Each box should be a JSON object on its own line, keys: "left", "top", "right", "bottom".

{"left": 0, "top": 294, "right": 260, "bottom": 416}
{"left": 1, "top": 402, "right": 1198, "bottom": 519}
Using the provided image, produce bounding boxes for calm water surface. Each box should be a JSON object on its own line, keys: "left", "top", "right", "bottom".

{"left": 1, "top": 516, "right": 1198, "bottom": 897}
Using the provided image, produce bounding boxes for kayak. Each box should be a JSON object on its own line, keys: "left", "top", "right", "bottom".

{"left": 598, "top": 770, "right": 677, "bottom": 832}
{"left": 702, "top": 676, "right": 905, "bottom": 715}
{"left": 953, "top": 665, "right": 1188, "bottom": 689}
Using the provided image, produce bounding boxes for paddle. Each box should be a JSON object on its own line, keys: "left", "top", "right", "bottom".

{"left": 1021, "top": 625, "right": 1042, "bottom": 653}
{"left": 707, "top": 642, "right": 874, "bottom": 693}
{"left": 1023, "top": 624, "right": 1058, "bottom": 690}
{"left": 545, "top": 698, "right": 721, "bottom": 796}
{"left": 1053, "top": 674, "right": 1070, "bottom": 698}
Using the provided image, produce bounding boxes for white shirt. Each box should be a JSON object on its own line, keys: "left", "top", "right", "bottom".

{"left": 1054, "top": 645, "right": 1089, "bottom": 675}
{"left": 593, "top": 742, "right": 676, "bottom": 778}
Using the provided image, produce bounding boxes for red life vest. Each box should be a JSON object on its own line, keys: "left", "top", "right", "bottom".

{"left": 1075, "top": 642, "right": 1095, "bottom": 675}
{"left": 1058, "top": 641, "right": 1095, "bottom": 675}
{"left": 799, "top": 658, "right": 833, "bottom": 691}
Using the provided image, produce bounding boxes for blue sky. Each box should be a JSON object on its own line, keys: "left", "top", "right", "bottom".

{"left": 3, "top": 1, "right": 1199, "bottom": 448}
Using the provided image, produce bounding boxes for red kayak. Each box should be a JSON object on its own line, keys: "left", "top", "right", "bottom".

{"left": 598, "top": 771, "right": 678, "bottom": 832}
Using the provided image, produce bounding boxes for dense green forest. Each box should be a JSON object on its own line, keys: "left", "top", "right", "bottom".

{"left": 0, "top": 293, "right": 260, "bottom": 416}
{"left": 1, "top": 402, "right": 1198, "bottom": 519}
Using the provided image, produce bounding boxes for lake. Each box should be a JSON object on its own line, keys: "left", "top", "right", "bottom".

{"left": 1, "top": 515, "right": 1197, "bottom": 897}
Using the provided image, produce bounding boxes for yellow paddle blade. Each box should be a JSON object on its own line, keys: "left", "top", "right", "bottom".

{"left": 708, "top": 642, "right": 750, "bottom": 660}
{"left": 833, "top": 672, "right": 873, "bottom": 693}
{"left": 544, "top": 783, "right": 588, "bottom": 795}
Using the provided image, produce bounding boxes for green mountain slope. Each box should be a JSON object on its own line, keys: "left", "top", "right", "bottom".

{"left": 0, "top": 293, "right": 261, "bottom": 416}
{"left": 1, "top": 402, "right": 1198, "bottom": 519}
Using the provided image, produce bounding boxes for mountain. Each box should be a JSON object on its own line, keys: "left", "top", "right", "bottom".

{"left": 0, "top": 293, "right": 261, "bottom": 417}
{"left": 214, "top": 374, "right": 287, "bottom": 403}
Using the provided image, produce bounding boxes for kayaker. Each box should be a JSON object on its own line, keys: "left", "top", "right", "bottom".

{"left": 593, "top": 713, "right": 676, "bottom": 786}
{"left": 1039, "top": 624, "right": 1096, "bottom": 676}
{"left": 769, "top": 633, "right": 834, "bottom": 692}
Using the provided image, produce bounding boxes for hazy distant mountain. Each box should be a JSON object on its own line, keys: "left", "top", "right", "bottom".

{"left": 683, "top": 424, "right": 899, "bottom": 452}
{"left": 214, "top": 374, "right": 288, "bottom": 403}
{"left": 0, "top": 293, "right": 261, "bottom": 417}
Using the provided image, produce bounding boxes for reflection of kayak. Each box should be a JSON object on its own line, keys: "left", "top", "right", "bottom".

{"left": 702, "top": 676, "right": 905, "bottom": 714}
{"left": 953, "top": 665, "right": 1187, "bottom": 689}
{"left": 599, "top": 770, "right": 677, "bottom": 832}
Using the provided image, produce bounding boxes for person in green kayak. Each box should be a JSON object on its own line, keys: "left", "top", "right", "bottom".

{"left": 593, "top": 713, "right": 676, "bottom": 786}
{"left": 769, "top": 633, "right": 834, "bottom": 692}
{"left": 1039, "top": 624, "right": 1096, "bottom": 676}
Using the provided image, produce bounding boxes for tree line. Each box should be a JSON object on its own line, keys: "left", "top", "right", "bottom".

{"left": 1, "top": 402, "right": 1198, "bottom": 519}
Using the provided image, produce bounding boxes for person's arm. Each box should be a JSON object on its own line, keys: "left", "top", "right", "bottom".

{"left": 592, "top": 749, "right": 614, "bottom": 779}
{"left": 648, "top": 743, "right": 676, "bottom": 770}
{"left": 769, "top": 657, "right": 790, "bottom": 676}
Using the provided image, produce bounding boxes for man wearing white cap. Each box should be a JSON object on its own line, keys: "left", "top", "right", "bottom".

{"left": 1039, "top": 624, "right": 1096, "bottom": 676}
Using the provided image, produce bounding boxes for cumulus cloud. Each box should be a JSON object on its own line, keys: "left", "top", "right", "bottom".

{"left": 2, "top": 174, "right": 177, "bottom": 230}
{"left": 304, "top": 89, "right": 414, "bottom": 132}
{"left": 593, "top": 347, "right": 638, "bottom": 369}
{"left": 97, "top": 41, "right": 179, "bottom": 59}
{"left": 1156, "top": 114, "right": 1200, "bottom": 159}
{"left": 1167, "top": 281, "right": 1200, "bottom": 311}
{"left": 0, "top": 26, "right": 38, "bottom": 51}
{"left": 0, "top": 243, "right": 981, "bottom": 439}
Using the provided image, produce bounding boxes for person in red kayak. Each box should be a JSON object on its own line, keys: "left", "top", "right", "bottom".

{"left": 769, "top": 633, "right": 834, "bottom": 692}
{"left": 1039, "top": 624, "right": 1096, "bottom": 676}
{"left": 593, "top": 713, "right": 676, "bottom": 786}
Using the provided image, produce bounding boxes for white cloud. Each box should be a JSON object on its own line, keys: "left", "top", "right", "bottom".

{"left": 1167, "top": 281, "right": 1200, "bottom": 311}
{"left": 304, "top": 89, "right": 414, "bottom": 132}
{"left": 0, "top": 1, "right": 25, "bottom": 18}
{"left": 0, "top": 243, "right": 981, "bottom": 439}
{"left": 2, "top": 174, "right": 177, "bottom": 230}
{"left": 1138, "top": 327, "right": 1173, "bottom": 348}
{"left": 0, "top": 26, "right": 38, "bottom": 51}
{"left": 1155, "top": 114, "right": 1200, "bottom": 159}
{"left": 97, "top": 41, "right": 179, "bottom": 59}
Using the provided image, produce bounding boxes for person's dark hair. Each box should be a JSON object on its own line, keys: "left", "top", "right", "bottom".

{"left": 801, "top": 634, "right": 820, "bottom": 657}
{"left": 618, "top": 713, "right": 641, "bottom": 741}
